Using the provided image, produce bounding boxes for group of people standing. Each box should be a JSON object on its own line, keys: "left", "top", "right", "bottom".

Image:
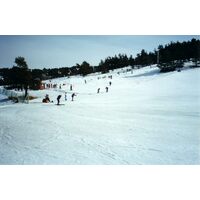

{"left": 57, "top": 93, "right": 76, "bottom": 105}
{"left": 43, "top": 78, "right": 113, "bottom": 105}
{"left": 42, "top": 93, "right": 76, "bottom": 105}
{"left": 97, "top": 81, "right": 112, "bottom": 94}
{"left": 42, "top": 82, "right": 76, "bottom": 105}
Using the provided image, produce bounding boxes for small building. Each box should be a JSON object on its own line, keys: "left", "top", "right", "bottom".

{"left": 32, "top": 78, "right": 45, "bottom": 90}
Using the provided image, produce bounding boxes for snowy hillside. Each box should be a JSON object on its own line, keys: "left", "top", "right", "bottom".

{"left": 0, "top": 65, "right": 199, "bottom": 164}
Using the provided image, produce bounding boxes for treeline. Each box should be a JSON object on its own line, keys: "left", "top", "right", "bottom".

{"left": 34, "top": 61, "right": 94, "bottom": 78}
{"left": 98, "top": 50, "right": 157, "bottom": 74}
{"left": 0, "top": 38, "right": 200, "bottom": 87}
{"left": 98, "top": 38, "right": 200, "bottom": 73}
{"left": 158, "top": 38, "right": 200, "bottom": 63}
{"left": 157, "top": 38, "right": 200, "bottom": 72}
{"left": 0, "top": 60, "right": 95, "bottom": 88}
{"left": 0, "top": 61, "right": 92, "bottom": 85}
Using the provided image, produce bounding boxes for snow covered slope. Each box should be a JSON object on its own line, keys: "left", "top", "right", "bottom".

{"left": 0, "top": 66, "right": 199, "bottom": 164}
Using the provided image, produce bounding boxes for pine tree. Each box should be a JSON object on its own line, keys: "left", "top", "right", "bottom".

{"left": 13, "top": 57, "right": 31, "bottom": 97}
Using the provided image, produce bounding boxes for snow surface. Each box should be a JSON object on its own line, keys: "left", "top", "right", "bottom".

{"left": 0, "top": 65, "right": 199, "bottom": 164}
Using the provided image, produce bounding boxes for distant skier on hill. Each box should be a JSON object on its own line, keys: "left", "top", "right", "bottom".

{"left": 65, "top": 92, "right": 67, "bottom": 101}
{"left": 57, "top": 95, "right": 62, "bottom": 105}
{"left": 105, "top": 87, "right": 108, "bottom": 92}
{"left": 71, "top": 93, "right": 76, "bottom": 101}
{"left": 70, "top": 84, "right": 73, "bottom": 91}
{"left": 109, "top": 81, "right": 112, "bottom": 86}
{"left": 97, "top": 88, "right": 100, "bottom": 93}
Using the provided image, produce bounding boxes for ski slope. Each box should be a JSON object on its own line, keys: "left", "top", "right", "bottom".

{"left": 0, "top": 65, "right": 199, "bottom": 164}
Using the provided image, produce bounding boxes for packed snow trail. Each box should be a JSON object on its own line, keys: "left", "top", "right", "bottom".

{"left": 0, "top": 66, "right": 199, "bottom": 164}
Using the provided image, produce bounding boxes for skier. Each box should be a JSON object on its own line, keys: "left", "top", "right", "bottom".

{"left": 70, "top": 84, "right": 73, "bottom": 91}
{"left": 65, "top": 92, "right": 67, "bottom": 101}
{"left": 42, "top": 94, "right": 50, "bottom": 103}
{"left": 45, "top": 94, "right": 50, "bottom": 102}
{"left": 97, "top": 88, "right": 100, "bottom": 93}
{"left": 105, "top": 87, "right": 108, "bottom": 92}
{"left": 57, "top": 95, "right": 62, "bottom": 105}
{"left": 84, "top": 80, "right": 87, "bottom": 84}
{"left": 71, "top": 93, "right": 76, "bottom": 101}
{"left": 109, "top": 81, "right": 112, "bottom": 86}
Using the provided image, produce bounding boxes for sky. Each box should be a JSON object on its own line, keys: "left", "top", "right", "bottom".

{"left": 0, "top": 35, "right": 199, "bottom": 69}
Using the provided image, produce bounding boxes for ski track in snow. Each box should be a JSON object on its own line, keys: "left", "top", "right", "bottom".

{"left": 0, "top": 65, "right": 199, "bottom": 164}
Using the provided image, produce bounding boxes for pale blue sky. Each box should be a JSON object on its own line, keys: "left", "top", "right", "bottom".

{"left": 0, "top": 35, "right": 199, "bottom": 69}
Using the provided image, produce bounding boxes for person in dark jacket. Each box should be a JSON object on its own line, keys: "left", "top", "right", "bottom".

{"left": 57, "top": 95, "right": 62, "bottom": 105}
{"left": 71, "top": 93, "right": 76, "bottom": 101}
{"left": 97, "top": 88, "right": 100, "bottom": 93}
{"left": 105, "top": 87, "right": 108, "bottom": 92}
{"left": 42, "top": 94, "right": 50, "bottom": 103}
{"left": 45, "top": 94, "right": 50, "bottom": 102}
